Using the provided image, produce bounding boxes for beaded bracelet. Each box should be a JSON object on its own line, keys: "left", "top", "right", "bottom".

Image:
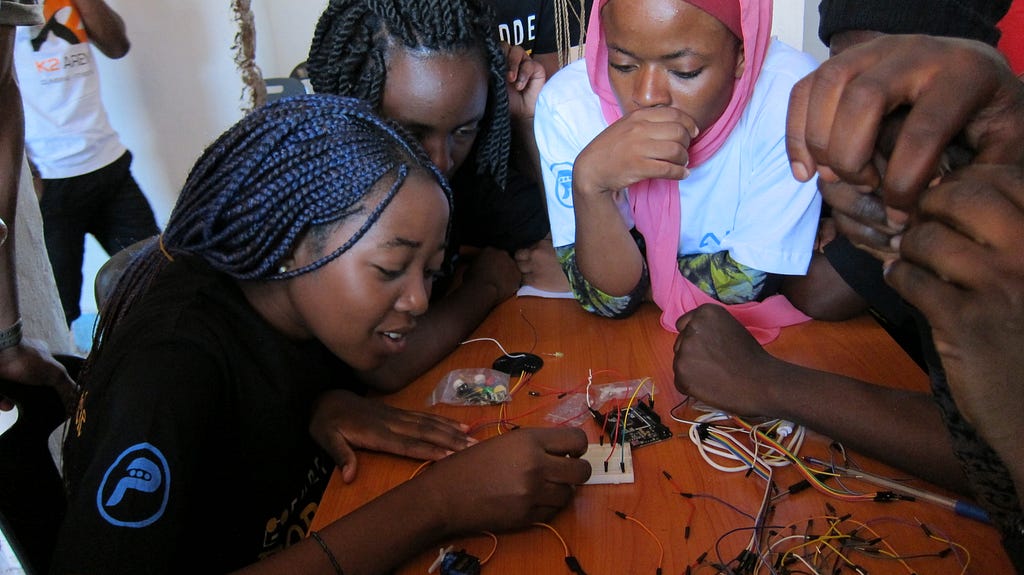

{"left": 0, "top": 318, "right": 23, "bottom": 351}
{"left": 309, "top": 530, "right": 344, "bottom": 575}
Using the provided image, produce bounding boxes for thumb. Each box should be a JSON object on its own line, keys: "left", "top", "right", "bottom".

{"left": 323, "top": 432, "right": 359, "bottom": 484}
{"left": 673, "top": 311, "right": 696, "bottom": 354}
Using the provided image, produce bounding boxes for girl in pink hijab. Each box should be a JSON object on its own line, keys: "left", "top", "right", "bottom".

{"left": 535, "top": 0, "right": 822, "bottom": 343}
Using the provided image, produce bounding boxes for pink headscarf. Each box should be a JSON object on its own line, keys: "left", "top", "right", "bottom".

{"left": 585, "top": 0, "right": 810, "bottom": 344}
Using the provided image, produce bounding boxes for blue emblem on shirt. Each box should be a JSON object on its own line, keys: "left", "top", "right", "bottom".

{"left": 700, "top": 233, "right": 723, "bottom": 248}
{"left": 97, "top": 442, "right": 170, "bottom": 528}
{"left": 550, "top": 162, "right": 574, "bottom": 209}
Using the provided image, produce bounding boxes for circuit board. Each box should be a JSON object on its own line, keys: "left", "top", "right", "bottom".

{"left": 596, "top": 401, "right": 673, "bottom": 448}
{"left": 582, "top": 442, "right": 635, "bottom": 484}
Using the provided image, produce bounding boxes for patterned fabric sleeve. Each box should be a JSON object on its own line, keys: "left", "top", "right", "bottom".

{"left": 677, "top": 250, "right": 768, "bottom": 304}
{"left": 556, "top": 223, "right": 774, "bottom": 316}
{"left": 554, "top": 230, "right": 649, "bottom": 318}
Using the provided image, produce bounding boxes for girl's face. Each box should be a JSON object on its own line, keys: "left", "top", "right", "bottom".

{"left": 282, "top": 170, "right": 449, "bottom": 371}
{"left": 380, "top": 47, "right": 489, "bottom": 179}
{"left": 603, "top": 0, "right": 744, "bottom": 131}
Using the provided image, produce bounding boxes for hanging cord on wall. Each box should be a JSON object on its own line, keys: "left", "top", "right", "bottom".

{"left": 230, "top": 0, "right": 265, "bottom": 111}
{"left": 553, "top": 0, "right": 588, "bottom": 68}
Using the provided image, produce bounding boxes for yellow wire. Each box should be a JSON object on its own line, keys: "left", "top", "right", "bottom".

{"left": 497, "top": 372, "right": 528, "bottom": 434}
{"left": 734, "top": 417, "right": 875, "bottom": 501}
{"left": 842, "top": 517, "right": 931, "bottom": 575}
{"left": 619, "top": 377, "right": 653, "bottom": 444}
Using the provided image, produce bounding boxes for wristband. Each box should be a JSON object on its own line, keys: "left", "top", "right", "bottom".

{"left": 0, "top": 318, "right": 23, "bottom": 351}
{"left": 309, "top": 530, "right": 344, "bottom": 575}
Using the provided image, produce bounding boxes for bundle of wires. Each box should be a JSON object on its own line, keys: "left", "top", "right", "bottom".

{"left": 679, "top": 406, "right": 806, "bottom": 480}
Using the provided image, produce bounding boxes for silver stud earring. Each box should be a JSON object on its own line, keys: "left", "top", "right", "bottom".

{"left": 277, "top": 265, "right": 288, "bottom": 274}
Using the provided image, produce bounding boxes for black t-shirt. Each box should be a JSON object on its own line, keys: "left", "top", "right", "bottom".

{"left": 450, "top": 168, "right": 549, "bottom": 254}
{"left": 485, "top": 0, "right": 592, "bottom": 55}
{"left": 53, "top": 256, "right": 352, "bottom": 573}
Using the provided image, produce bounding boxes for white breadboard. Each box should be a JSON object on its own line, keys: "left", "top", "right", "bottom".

{"left": 582, "top": 442, "right": 634, "bottom": 484}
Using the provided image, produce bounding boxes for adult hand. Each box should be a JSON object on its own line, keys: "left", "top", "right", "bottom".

{"left": 884, "top": 164, "right": 1024, "bottom": 458}
{"left": 0, "top": 339, "right": 77, "bottom": 414}
{"left": 514, "top": 235, "right": 570, "bottom": 293}
{"left": 787, "top": 35, "right": 1024, "bottom": 226}
{"left": 818, "top": 177, "right": 897, "bottom": 260}
{"left": 309, "top": 389, "right": 477, "bottom": 484}
{"left": 460, "top": 246, "right": 522, "bottom": 306}
{"left": 573, "top": 106, "right": 698, "bottom": 199}
{"left": 673, "top": 304, "right": 781, "bottom": 418}
{"left": 503, "top": 43, "right": 546, "bottom": 125}
{"left": 418, "top": 427, "right": 590, "bottom": 534}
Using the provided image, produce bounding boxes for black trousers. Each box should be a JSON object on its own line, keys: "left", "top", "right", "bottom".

{"left": 38, "top": 151, "right": 159, "bottom": 324}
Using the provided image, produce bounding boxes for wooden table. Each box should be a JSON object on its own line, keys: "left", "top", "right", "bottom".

{"left": 311, "top": 297, "right": 1012, "bottom": 574}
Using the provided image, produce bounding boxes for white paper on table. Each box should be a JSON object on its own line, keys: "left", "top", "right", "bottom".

{"left": 516, "top": 285, "right": 575, "bottom": 299}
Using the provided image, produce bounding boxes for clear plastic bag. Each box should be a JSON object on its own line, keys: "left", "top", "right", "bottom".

{"left": 545, "top": 379, "right": 653, "bottom": 426}
{"left": 429, "top": 368, "right": 512, "bottom": 406}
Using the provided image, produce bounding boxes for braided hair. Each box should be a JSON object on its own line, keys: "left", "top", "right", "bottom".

{"left": 87, "top": 94, "right": 451, "bottom": 373}
{"left": 306, "top": 0, "right": 512, "bottom": 187}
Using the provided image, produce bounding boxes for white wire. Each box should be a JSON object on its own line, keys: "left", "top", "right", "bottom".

{"left": 756, "top": 534, "right": 810, "bottom": 575}
{"left": 688, "top": 412, "right": 757, "bottom": 473}
{"left": 459, "top": 337, "right": 524, "bottom": 358}
{"left": 585, "top": 368, "right": 593, "bottom": 407}
{"left": 684, "top": 409, "right": 805, "bottom": 474}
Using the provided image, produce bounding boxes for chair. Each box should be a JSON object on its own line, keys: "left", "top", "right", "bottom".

{"left": 263, "top": 77, "right": 309, "bottom": 103}
{"left": 0, "top": 354, "right": 82, "bottom": 575}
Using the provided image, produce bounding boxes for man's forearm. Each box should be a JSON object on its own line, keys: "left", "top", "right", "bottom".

{"left": 1, "top": 27, "right": 25, "bottom": 328}
{"left": 767, "top": 364, "right": 970, "bottom": 494}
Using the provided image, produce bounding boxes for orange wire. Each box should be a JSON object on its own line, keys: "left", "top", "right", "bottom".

{"left": 533, "top": 522, "right": 571, "bottom": 556}
{"left": 498, "top": 372, "right": 532, "bottom": 434}
{"left": 615, "top": 511, "right": 665, "bottom": 571}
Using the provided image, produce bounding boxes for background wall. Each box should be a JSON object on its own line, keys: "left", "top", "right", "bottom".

{"left": 75, "top": 0, "right": 826, "bottom": 334}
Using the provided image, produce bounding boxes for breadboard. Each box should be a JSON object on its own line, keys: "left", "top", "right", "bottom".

{"left": 582, "top": 442, "right": 635, "bottom": 485}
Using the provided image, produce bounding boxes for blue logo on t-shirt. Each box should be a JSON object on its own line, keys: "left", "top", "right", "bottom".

{"left": 699, "top": 233, "right": 722, "bottom": 248}
{"left": 550, "top": 162, "right": 574, "bottom": 209}
{"left": 97, "top": 443, "right": 170, "bottom": 528}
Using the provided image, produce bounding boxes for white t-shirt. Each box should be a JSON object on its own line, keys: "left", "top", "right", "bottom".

{"left": 14, "top": 0, "right": 125, "bottom": 179}
{"left": 536, "top": 39, "right": 821, "bottom": 276}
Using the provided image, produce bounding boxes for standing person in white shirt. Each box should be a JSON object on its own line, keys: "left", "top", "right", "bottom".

{"left": 13, "top": 0, "right": 158, "bottom": 327}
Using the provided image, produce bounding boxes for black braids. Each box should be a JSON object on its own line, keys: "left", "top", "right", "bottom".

{"left": 179, "top": 97, "right": 442, "bottom": 280}
{"left": 281, "top": 164, "right": 409, "bottom": 279}
{"left": 307, "top": 0, "right": 513, "bottom": 187}
{"left": 477, "top": 21, "right": 512, "bottom": 186}
{"left": 169, "top": 105, "right": 362, "bottom": 272}
{"left": 308, "top": 3, "right": 384, "bottom": 100}
{"left": 82, "top": 94, "right": 452, "bottom": 372}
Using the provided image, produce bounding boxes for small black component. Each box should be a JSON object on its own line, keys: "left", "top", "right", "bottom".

{"left": 786, "top": 479, "right": 811, "bottom": 495}
{"left": 598, "top": 401, "right": 673, "bottom": 448}
{"left": 492, "top": 352, "right": 543, "bottom": 376}
{"left": 440, "top": 549, "right": 481, "bottom": 575}
{"left": 564, "top": 555, "right": 588, "bottom": 574}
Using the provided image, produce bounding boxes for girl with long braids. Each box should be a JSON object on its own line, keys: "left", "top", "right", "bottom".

{"left": 304, "top": 0, "right": 567, "bottom": 399}
{"left": 50, "top": 95, "right": 589, "bottom": 574}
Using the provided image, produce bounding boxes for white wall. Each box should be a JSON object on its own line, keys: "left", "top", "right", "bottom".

{"left": 774, "top": 0, "right": 829, "bottom": 62}
{"left": 78, "top": 0, "right": 826, "bottom": 318}
{"left": 79, "top": 1, "right": 326, "bottom": 319}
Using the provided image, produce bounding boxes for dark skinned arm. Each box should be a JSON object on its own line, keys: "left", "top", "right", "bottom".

{"left": 673, "top": 304, "right": 969, "bottom": 494}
